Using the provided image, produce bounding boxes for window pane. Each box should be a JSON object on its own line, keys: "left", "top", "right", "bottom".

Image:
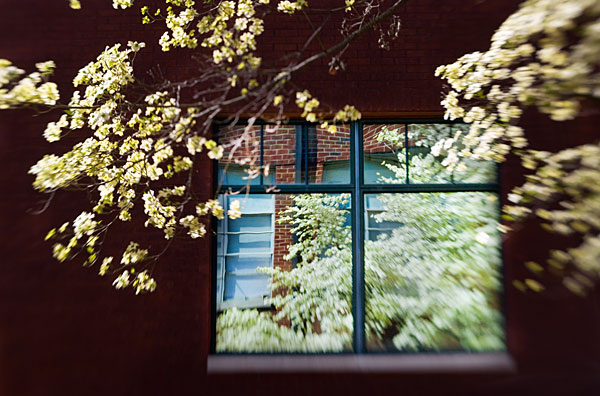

{"left": 364, "top": 192, "right": 505, "bottom": 352}
{"left": 308, "top": 124, "right": 350, "bottom": 184}
{"left": 217, "top": 195, "right": 274, "bottom": 312}
{"left": 226, "top": 255, "right": 272, "bottom": 274}
{"left": 227, "top": 215, "right": 271, "bottom": 233}
{"left": 216, "top": 194, "right": 353, "bottom": 353}
{"left": 227, "top": 233, "right": 272, "bottom": 254}
{"left": 216, "top": 125, "right": 263, "bottom": 185}
{"left": 407, "top": 123, "right": 496, "bottom": 184}
{"left": 363, "top": 124, "right": 407, "bottom": 184}
{"left": 262, "top": 124, "right": 300, "bottom": 184}
{"left": 224, "top": 274, "right": 271, "bottom": 302}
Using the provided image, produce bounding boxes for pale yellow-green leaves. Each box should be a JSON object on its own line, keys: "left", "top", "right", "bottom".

{"left": 133, "top": 271, "right": 157, "bottom": 294}
{"left": 99, "top": 257, "right": 113, "bottom": 276}
{"left": 113, "top": 0, "right": 134, "bottom": 9}
{"left": 0, "top": 59, "right": 59, "bottom": 109}
{"left": 295, "top": 90, "right": 361, "bottom": 128}
{"left": 436, "top": 0, "right": 600, "bottom": 168}
{"left": 69, "top": 0, "right": 81, "bottom": 10}
{"left": 112, "top": 271, "right": 131, "bottom": 289}
{"left": 179, "top": 215, "right": 207, "bottom": 238}
{"left": 504, "top": 143, "right": 600, "bottom": 294}
{"left": 277, "top": 0, "right": 307, "bottom": 14}
{"left": 121, "top": 241, "right": 148, "bottom": 265}
{"left": 159, "top": 5, "right": 199, "bottom": 51}
{"left": 333, "top": 105, "right": 361, "bottom": 123}
{"left": 143, "top": 189, "right": 178, "bottom": 238}
{"left": 295, "top": 90, "right": 319, "bottom": 122}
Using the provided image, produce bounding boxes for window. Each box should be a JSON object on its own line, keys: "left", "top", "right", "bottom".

{"left": 216, "top": 194, "right": 274, "bottom": 310}
{"left": 213, "top": 121, "right": 504, "bottom": 354}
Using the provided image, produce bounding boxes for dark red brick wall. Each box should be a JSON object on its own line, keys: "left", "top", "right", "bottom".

{"left": 1, "top": 1, "right": 599, "bottom": 396}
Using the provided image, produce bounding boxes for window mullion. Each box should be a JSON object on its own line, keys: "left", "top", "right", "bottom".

{"left": 405, "top": 123, "right": 410, "bottom": 184}
{"left": 352, "top": 121, "right": 366, "bottom": 354}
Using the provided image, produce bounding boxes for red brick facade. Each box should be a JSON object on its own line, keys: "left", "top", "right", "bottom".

{"left": 2, "top": 1, "right": 600, "bottom": 396}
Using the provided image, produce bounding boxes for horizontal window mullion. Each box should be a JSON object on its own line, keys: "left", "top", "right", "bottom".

{"left": 360, "top": 183, "right": 499, "bottom": 193}
{"left": 219, "top": 231, "right": 274, "bottom": 235}
{"left": 225, "top": 270, "right": 270, "bottom": 276}
{"left": 216, "top": 185, "right": 355, "bottom": 194}
{"left": 221, "top": 252, "right": 274, "bottom": 257}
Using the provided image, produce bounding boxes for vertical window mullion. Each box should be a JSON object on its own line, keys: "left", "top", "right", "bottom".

{"left": 352, "top": 121, "right": 365, "bottom": 353}
{"left": 295, "top": 125, "right": 303, "bottom": 184}
{"left": 260, "top": 124, "right": 264, "bottom": 185}
{"left": 304, "top": 125, "right": 309, "bottom": 185}
{"left": 405, "top": 123, "right": 410, "bottom": 184}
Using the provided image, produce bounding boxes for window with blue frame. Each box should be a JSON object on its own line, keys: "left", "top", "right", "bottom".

{"left": 213, "top": 121, "right": 504, "bottom": 354}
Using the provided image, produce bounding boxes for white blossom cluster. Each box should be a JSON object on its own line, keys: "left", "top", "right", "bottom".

{"left": 22, "top": 40, "right": 230, "bottom": 293}
{"left": 0, "top": 59, "right": 59, "bottom": 109}
{"left": 505, "top": 143, "right": 600, "bottom": 295}
{"left": 435, "top": 0, "right": 600, "bottom": 167}
{"left": 296, "top": 90, "right": 361, "bottom": 129}
{"left": 17, "top": 0, "right": 377, "bottom": 295}
{"left": 434, "top": 0, "right": 600, "bottom": 294}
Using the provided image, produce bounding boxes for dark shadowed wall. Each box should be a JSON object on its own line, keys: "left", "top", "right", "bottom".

{"left": 0, "top": 1, "right": 598, "bottom": 395}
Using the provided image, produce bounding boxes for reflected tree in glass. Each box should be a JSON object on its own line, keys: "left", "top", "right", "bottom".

{"left": 216, "top": 127, "right": 504, "bottom": 353}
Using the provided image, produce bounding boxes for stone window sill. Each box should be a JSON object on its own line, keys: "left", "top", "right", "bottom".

{"left": 207, "top": 352, "right": 515, "bottom": 374}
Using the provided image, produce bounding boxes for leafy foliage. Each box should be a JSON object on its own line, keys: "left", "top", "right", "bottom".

{"left": 435, "top": 0, "right": 600, "bottom": 293}
{"left": 0, "top": 0, "right": 407, "bottom": 292}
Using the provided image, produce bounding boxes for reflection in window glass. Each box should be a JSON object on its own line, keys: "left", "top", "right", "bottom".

{"left": 216, "top": 195, "right": 274, "bottom": 311}
{"left": 407, "top": 124, "right": 496, "bottom": 184}
{"left": 215, "top": 121, "right": 504, "bottom": 355}
{"left": 365, "top": 192, "right": 504, "bottom": 352}
{"left": 216, "top": 194, "right": 353, "bottom": 353}
{"left": 307, "top": 125, "right": 351, "bottom": 184}
{"left": 217, "top": 125, "right": 262, "bottom": 185}
{"left": 363, "top": 124, "right": 406, "bottom": 184}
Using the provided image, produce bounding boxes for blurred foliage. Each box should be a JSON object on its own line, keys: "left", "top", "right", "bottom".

{"left": 217, "top": 126, "right": 504, "bottom": 352}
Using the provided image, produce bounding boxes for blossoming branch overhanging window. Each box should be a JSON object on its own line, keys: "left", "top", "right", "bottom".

{"left": 212, "top": 121, "right": 505, "bottom": 354}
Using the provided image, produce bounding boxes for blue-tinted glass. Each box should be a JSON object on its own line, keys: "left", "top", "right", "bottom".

{"left": 364, "top": 155, "right": 401, "bottom": 184}
{"left": 226, "top": 255, "right": 272, "bottom": 274}
{"left": 228, "top": 214, "right": 271, "bottom": 233}
{"left": 236, "top": 195, "right": 274, "bottom": 214}
{"left": 367, "top": 215, "right": 401, "bottom": 231}
{"left": 321, "top": 161, "right": 350, "bottom": 184}
{"left": 224, "top": 274, "right": 271, "bottom": 301}
{"left": 227, "top": 232, "right": 272, "bottom": 254}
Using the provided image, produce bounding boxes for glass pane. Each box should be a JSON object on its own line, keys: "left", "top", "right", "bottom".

{"left": 363, "top": 124, "right": 406, "bottom": 184}
{"left": 308, "top": 124, "right": 350, "bottom": 184}
{"left": 262, "top": 124, "right": 300, "bottom": 184}
{"left": 235, "top": 194, "right": 275, "bottom": 214}
{"left": 216, "top": 193, "right": 353, "bottom": 353}
{"left": 227, "top": 233, "right": 272, "bottom": 254}
{"left": 407, "top": 123, "right": 496, "bottom": 184}
{"left": 217, "top": 124, "right": 265, "bottom": 185}
{"left": 224, "top": 274, "right": 271, "bottom": 301}
{"left": 226, "top": 255, "right": 272, "bottom": 274}
{"left": 364, "top": 192, "right": 505, "bottom": 352}
{"left": 227, "top": 215, "right": 271, "bottom": 233}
